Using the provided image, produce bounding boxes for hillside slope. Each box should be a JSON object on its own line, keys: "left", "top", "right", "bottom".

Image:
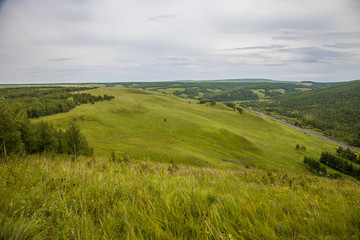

{"left": 243, "top": 80, "right": 360, "bottom": 147}
{"left": 37, "top": 87, "right": 339, "bottom": 173}
{"left": 1, "top": 155, "right": 359, "bottom": 239}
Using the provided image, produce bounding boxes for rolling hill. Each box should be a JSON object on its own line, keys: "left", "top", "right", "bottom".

{"left": 36, "top": 87, "right": 339, "bottom": 173}
{"left": 2, "top": 86, "right": 360, "bottom": 239}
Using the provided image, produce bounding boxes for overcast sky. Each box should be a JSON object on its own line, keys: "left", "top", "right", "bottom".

{"left": 0, "top": 0, "right": 359, "bottom": 83}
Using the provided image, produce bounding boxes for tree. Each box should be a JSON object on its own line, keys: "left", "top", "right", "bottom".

{"left": 36, "top": 121, "right": 58, "bottom": 153}
{"left": 65, "top": 120, "right": 92, "bottom": 159}
{"left": 0, "top": 100, "right": 24, "bottom": 159}
{"left": 19, "top": 117, "right": 38, "bottom": 154}
{"left": 224, "top": 102, "right": 236, "bottom": 110}
{"left": 236, "top": 107, "right": 243, "bottom": 114}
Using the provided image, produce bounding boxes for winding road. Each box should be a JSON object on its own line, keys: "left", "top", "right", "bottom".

{"left": 249, "top": 110, "right": 360, "bottom": 154}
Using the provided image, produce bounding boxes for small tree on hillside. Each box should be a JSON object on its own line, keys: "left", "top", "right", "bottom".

{"left": 236, "top": 107, "right": 243, "bottom": 114}
{"left": 65, "top": 120, "right": 92, "bottom": 160}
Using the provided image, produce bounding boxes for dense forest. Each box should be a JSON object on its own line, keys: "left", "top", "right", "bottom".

{"left": 242, "top": 80, "right": 360, "bottom": 147}
{"left": 0, "top": 87, "right": 114, "bottom": 118}
{"left": 0, "top": 99, "right": 93, "bottom": 158}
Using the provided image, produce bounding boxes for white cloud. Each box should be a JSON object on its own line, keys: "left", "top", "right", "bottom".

{"left": 0, "top": 0, "right": 359, "bottom": 83}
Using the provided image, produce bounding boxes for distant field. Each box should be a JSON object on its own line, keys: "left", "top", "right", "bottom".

{"left": 37, "top": 87, "right": 339, "bottom": 173}
{"left": 113, "top": 80, "right": 340, "bottom": 101}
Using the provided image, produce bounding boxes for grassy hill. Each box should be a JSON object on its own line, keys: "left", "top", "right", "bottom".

{"left": 1, "top": 155, "right": 359, "bottom": 239}
{"left": 36, "top": 87, "right": 339, "bottom": 173}
{"left": 2, "top": 86, "right": 360, "bottom": 239}
{"left": 242, "top": 80, "right": 360, "bottom": 147}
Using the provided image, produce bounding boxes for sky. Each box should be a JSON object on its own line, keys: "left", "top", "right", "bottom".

{"left": 0, "top": 0, "right": 359, "bottom": 83}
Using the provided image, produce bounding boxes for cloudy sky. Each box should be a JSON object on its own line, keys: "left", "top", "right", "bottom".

{"left": 0, "top": 0, "right": 359, "bottom": 83}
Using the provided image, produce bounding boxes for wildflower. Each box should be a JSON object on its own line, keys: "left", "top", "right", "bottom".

{"left": 280, "top": 223, "right": 283, "bottom": 229}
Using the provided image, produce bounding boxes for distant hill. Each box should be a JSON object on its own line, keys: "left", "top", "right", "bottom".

{"left": 107, "top": 80, "right": 339, "bottom": 101}
{"left": 243, "top": 80, "right": 360, "bottom": 147}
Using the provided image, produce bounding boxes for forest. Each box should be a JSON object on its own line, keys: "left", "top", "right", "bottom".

{"left": 0, "top": 99, "right": 93, "bottom": 158}
{"left": 242, "top": 80, "right": 360, "bottom": 147}
{"left": 0, "top": 86, "right": 114, "bottom": 118}
{"left": 0, "top": 86, "right": 116, "bottom": 158}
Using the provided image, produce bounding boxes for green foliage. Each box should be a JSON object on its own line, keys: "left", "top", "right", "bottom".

{"left": 198, "top": 98, "right": 216, "bottom": 106}
{"left": 337, "top": 146, "right": 360, "bottom": 164}
{"left": 243, "top": 80, "right": 360, "bottom": 146}
{"left": 320, "top": 152, "right": 360, "bottom": 180}
{"left": 0, "top": 86, "right": 114, "bottom": 118}
{"left": 117, "top": 80, "right": 337, "bottom": 101}
{"left": 65, "top": 120, "right": 93, "bottom": 157}
{"left": 236, "top": 107, "right": 243, "bottom": 114}
{"left": 1, "top": 155, "right": 359, "bottom": 239}
{"left": 296, "top": 144, "right": 306, "bottom": 151}
{"left": 303, "top": 156, "right": 326, "bottom": 175}
{"left": 211, "top": 88, "right": 259, "bottom": 101}
{"left": 224, "top": 102, "right": 236, "bottom": 110}
{"left": 0, "top": 100, "right": 25, "bottom": 157}
{"left": 0, "top": 100, "right": 92, "bottom": 158}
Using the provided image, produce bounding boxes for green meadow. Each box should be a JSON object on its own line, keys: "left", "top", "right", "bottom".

{"left": 2, "top": 87, "right": 359, "bottom": 239}
{"left": 1, "top": 155, "right": 359, "bottom": 239}
{"left": 37, "top": 87, "right": 337, "bottom": 172}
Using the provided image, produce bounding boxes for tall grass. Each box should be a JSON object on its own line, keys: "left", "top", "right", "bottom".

{"left": 1, "top": 155, "right": 359, "bottom": 239}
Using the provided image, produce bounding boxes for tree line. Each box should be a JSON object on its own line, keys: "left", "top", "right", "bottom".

{"left": 0, "top": 100, "right": 93, "bottom": 159}
{"left": 303, "top": 147, "right": 360, "bottom": 180}
{"left": 1, "top": 87, "right": 114, "bottom": 118}
{"left": 336, "top": 146, "right": 360, "bottom": 164}
{"left": 319, "top": 152, "right": 360, "bottom": 180}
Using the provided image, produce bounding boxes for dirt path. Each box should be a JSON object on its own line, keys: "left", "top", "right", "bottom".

{"left": 249, "top": 110, "right": 360, "bottom": 154}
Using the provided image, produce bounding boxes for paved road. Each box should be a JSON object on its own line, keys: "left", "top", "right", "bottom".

{"left": 249, "top": 110, "right": 360, "bottom": 154}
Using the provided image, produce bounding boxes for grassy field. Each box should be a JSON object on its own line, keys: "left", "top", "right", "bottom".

{"left": 2, "top": 87, "right": 359, "bottom": 239}
{"left": 36, "top": 87, "right": 338, "bottom": 173}
{"left": 1, "top": 155, "right": 359, "bottom": 239}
